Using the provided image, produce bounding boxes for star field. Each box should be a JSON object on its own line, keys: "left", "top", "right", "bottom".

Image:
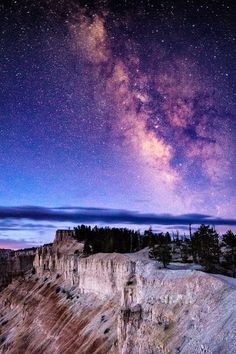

{"left": 0, "top": 0, "right": 235, "bottom": 247}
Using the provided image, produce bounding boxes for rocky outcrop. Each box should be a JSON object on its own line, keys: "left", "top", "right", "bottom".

{"left": 0, "top": 233, "right": 236, "bottom": 353}
{"left": 0, "top": 277, "right": 120, "bottom": 354}
{"left": 0, "top": 248, "right": 36, "bottom": 291}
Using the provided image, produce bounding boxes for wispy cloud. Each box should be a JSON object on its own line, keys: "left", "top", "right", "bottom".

{"left": 0, "top": 220, "right": 57, "bottom": 231}
{"left": 0, "top": 237, "right": 38, "bottom": 250}
{"left": 0, "top": 206, "right": 235, "bottom": 226}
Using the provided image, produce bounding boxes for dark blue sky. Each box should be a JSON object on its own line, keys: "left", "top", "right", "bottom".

{"left": 0, "top": 0, "right": 236, "bottom": 248}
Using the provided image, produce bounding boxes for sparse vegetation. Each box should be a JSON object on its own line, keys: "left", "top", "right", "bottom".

{"left": 149, "top": 232, "right": 172, "bottom": 268}
{"left": 222, "top": 230, "right": 236, "bottom": 277}
{"left": 73, "top": 224, "right": 236, "bottom": 278}
{"left": 74, "top": 225, "right": 142, "bottom": 254}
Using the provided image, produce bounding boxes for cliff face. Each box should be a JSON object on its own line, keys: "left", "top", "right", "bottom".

{"left": 0, "top": 248, "right": 36, "bottom": 291}
{"left": 0, "top": 234, "right": 236, "bottom": 354}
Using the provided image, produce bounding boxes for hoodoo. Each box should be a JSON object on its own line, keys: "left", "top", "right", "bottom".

{"left": 0, "top": 230, "right": 236, "bottom": 353}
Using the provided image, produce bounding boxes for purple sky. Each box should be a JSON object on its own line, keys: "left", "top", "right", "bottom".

{"left": 1, "top": 0, "right": 236, "bottom": 248}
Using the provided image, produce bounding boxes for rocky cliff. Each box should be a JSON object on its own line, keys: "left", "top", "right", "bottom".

{"left": 0, "top": 248, "right": 36, "bottom": 291}
{"left": 0, "top": 233, "right": 236, "bottom": 354}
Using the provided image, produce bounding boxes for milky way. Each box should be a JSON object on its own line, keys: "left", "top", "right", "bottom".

{"left": 0, "top": 0, "right": 235, "bottom": 246}
{"left": 68, "top": 2, "right": 236, "bottom": 215}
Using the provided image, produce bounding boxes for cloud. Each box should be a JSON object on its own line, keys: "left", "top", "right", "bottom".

{"left": 166, "top": 225, "right": 198, "bottom": 231}
{"left": 0, "top": 219, "right": 57, "bottom": 229}
{"left": 0, "top": 206, "right": 235, "bottom": 226}
{"left": 0, "top": 237, "right": 38, "bottom": 250}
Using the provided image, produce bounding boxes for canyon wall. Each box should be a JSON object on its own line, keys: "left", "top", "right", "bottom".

{"left": 0, "top": 248, "right": 36, "bottom": 291}
{"left": 0, "top": 232, "right": 236, "bottom": 353}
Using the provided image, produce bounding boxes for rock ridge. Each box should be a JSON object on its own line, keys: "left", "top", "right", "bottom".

{"left": 0, "top": 233, "right": 236, "bottom": 353}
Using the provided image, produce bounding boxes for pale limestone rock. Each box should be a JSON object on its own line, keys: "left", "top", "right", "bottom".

{"left": 0, "top": 233, "right": 236, "bottom": 353}
{"left": 33, "top": 236, "right": 236, "bottom": 354}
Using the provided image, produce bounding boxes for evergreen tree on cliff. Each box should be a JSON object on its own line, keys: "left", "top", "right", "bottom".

{"left": 222, "top": 230, "right": 236, "bottom": 278}
{"left": 180, "top": 237, "right": 191, "bottom": 263}
{"left": 149, "top": 233, "right": 172, "bottom": 268}
{"left": 191, "top": 225, "right": 220, "bottom": 272}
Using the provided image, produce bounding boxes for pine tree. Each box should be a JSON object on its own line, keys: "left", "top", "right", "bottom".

{"left": 222, "top": 230, "right": 236, "bottom": 278}
{"left": 165, "top": 232, "right": 171, "bottom": 243}
{"left": 83, "top": 239, "right": 92, "bottom": 255}
{"left": 191, "top": 225, "right": 220, "bottom": 272}
{"left": 180, "top": 238, "right": 191, "bottom": 263}
{"left": 149, "top": 233, "right": 172, "bottom": 268}
{"left": 144, "top": 227, "right": 155, "bottom": 248}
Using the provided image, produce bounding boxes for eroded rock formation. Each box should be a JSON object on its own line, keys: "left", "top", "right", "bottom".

{"left": 0, "top": 248, "right": 36, "bottom": 291}
{"left": 0, "top": 232, "right": 236, "bottom": 353}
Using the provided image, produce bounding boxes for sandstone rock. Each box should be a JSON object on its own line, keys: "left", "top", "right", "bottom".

{"left": 0, "top": 248, "right": 35, "bottom": 291}
{"left": 0, "top": 233, "right": 236, "bottom": 353}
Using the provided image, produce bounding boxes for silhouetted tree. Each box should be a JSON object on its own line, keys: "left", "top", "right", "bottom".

{"left": 74, "top": 225, "right": 141, "bottom": 254}
{"left": 165, "top": 232, "right": 171, "bottom": 243}
{"left": 180, "top": 238, "right": 191, "bottom": 263}
{"left": 83, "top": 239, "right": 92, "bottom": 255}
{"left": 72, "top": 224, "right": 236, "bottom": 279}
{"left": 149, "top": 233, "right": 172, "bottom": 268}
{"left": 222, "top": 230, "right": 236, "bottom": 278}
{"left": 74, "top": 225, "right": 91, "bottom": 241}
{"left": 191, "top": 225, "right": 220, "bottom": 272}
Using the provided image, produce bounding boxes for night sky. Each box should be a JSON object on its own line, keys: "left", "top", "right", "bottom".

{"left": 0, "top": 0, "right": 236, "bottom": 248}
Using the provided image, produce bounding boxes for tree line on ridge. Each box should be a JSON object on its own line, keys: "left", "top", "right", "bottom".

{"left": 73, "top": 224, "right": 236, "bottom": 278}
